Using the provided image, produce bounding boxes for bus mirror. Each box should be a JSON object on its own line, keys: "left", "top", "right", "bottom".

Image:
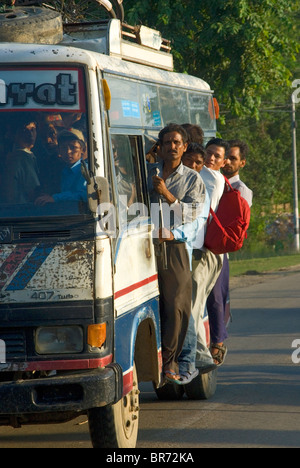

{"left": 213, "top": 98, "right": 220, "bottom": 119}
{"left": 102, "top": 79, "right": 111, "bottom": 111}
{"left": 208, "top": 97, "right": 220, "bottom": 120}
{"left": 87, "top": 177, "right": 110, "bottom": 214}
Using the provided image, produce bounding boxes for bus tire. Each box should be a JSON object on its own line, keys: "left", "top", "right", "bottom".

{"left": 155, "top": 382, "right": 184, "bottom": 401}
{"left": 88, "top": 363, "right": 139, "bottom": 448}
{"left": 0, "top": 7, "right": 63, "bottom": 44}
{"left": 184, "top": 368, "right": 218, "bottom": 400}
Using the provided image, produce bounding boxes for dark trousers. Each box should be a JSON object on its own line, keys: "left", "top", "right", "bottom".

{"left": 157, "top": 243, "right": 192, "bottom": 374}
{"left": 206, "top": 254, "right": 229, "bottom": 344}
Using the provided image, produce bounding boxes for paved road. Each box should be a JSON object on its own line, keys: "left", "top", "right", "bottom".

{"left": 138, "top": 267, "right": 300, "bottom": 448}
{"left": 0, "top": 268, "right": 300, "bottom": 448}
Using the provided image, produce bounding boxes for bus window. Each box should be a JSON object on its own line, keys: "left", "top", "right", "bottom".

{"left": 0, "top": 67, "right": 89, "bottom": 219}
{"left": 140, "top": 82, "right": 161, "bottom": 128}
{"left": 107, "top": 77, "right": 142, "bottom": 128}
{"left": 159, "top": 87, "right": 190, "bottom": 125}
{"left": 189, "top": 93, "right": 217, "bottom": 131}
{"left": 111, "top": 134, "right": 147, "bottom": 227}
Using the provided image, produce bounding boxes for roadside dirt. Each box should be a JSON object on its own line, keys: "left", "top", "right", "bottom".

{"left": 230, "top": 263, "right": 300, "bottom": 291}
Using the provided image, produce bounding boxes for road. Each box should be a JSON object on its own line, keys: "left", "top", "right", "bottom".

{"left": 0, "top": 267, "right": 300, "bottom": 448}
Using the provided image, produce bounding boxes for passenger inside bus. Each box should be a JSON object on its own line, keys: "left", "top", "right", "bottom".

{"left": 0, "top": 111, "right": 89, "bottom": 216}
{"left": 4, "top": 114, "right": 41, "bottom": 204}
{"left": 34, "top": 114, "right": 63, "bottom": 195}
{"left": 35, "top": 128, "right": 87, "bottom": 206}
{"left": 145, "top": 134, "right": 160, "bottom": 164}
{"left": 112, "top": 135, "right": 137, "bottom": 209}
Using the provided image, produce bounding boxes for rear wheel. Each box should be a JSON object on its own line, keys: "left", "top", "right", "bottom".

{"left": 154, "top": 382, "right": 184, "bottom": 401}
{"left": 184, "top": 368, "right": 218, "bottom": 400}
{"left": 88, "top": 364, "right": 139, "bottom": 448}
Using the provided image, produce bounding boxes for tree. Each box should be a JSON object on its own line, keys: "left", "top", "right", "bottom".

{"left": 124, "top": 1, "right": 300, "bottom": 254}
{"left": 36, "top": 0, "right": 299, "bottom": 253}
{"left": 125, "top": 0, "right": 300, "bottom": 118}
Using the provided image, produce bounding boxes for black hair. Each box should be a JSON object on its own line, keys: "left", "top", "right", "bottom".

{"left": 205, "top": 138, "right": 230, "bottom": 154}
{"left": 184, "top": 143, "right": 206, "bottom": 159}
{"left": 228, "top": 139, "right": 249, "bottom": 160}
{"left": 158, "top": 123, "right": 188, "bottom": 145}
{"left": 181, "top": 123, "right": 204, "bottom": 145}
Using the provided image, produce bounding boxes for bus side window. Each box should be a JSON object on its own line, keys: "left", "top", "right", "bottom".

{"left": 111, "top": 134, "right": 147, "bottom": 228}
{"left": 113, "top": 135, "right": 137, "bottom": 207}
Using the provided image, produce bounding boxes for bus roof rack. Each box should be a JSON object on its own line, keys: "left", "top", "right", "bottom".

{"left": 62, "top": 19, "right": 174, "bottom": 72}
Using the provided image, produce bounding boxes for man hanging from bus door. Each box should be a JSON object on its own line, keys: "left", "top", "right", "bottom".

{"left": 147, "top": 123, "right": 206, "bottom": 384}
{"left": 178, "top": 138, "right": 230, "bottom": 382}
{"left": 174, "top": 142, "right": 212, "bottom": 384}
{"left": 206, "top": 139, "right": 253, "bottom": 367}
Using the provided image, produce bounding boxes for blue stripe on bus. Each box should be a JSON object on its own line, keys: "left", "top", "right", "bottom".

{"left": 6, "top": 245, "right": 54, "bottom": 291}
{"left": 114, "top": 297, "right": 161, "bottom": 374}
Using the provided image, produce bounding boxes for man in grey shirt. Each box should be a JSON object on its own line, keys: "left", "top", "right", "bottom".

{"left": 207, "top": 139, "right": 253, "bottom": 367}
{"left": 148, "top": 123, "right": 205, "bottom": 384}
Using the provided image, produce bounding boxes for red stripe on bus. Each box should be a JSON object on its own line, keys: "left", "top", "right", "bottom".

{"left": 24, "top": 355, "right": 113, "bottom": 372}
{"left": 0, "top": 246, "right": 32, "bottom": 289}
{"left": 114, "top": 274, "right": 158, "bottom": 300}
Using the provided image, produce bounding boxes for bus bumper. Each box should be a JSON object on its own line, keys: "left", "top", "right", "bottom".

{"left": 0, "top": 364, "right": 123, "bottom": 415}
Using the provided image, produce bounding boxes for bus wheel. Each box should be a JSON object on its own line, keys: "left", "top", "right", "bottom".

{"left": 88, "top": 364, "right": 139, "bottom": 448}
{"left": 155, "top": 382, "right": 184, "bottom": 401}
{"left": 0, "top": 7, "right": 63, "bottom": 44}
{"left": 184, "top": 368, "right": 218, "bottom": 400}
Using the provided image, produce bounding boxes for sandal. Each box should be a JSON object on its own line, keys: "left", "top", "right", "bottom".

{"left": 179, "top": 369, "right": 199, "bottom": 385}
{"left": 164, "top": 370, "right": 181, "bottom": 385}
{"left": 211, "top": 343, "right": 228, "bottom": 367}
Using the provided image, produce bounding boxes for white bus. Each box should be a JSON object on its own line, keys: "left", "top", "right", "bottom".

{"left": 0, "top": 9, "right": 217, "bottom": 448}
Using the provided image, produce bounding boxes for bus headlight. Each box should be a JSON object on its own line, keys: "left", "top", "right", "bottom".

{"left": 35, "top": 326, "right": 83, "bottom": 355}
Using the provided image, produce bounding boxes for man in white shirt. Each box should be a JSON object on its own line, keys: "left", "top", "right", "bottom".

{"left": 178, "top": 138, "right": 230, "bottom": 382}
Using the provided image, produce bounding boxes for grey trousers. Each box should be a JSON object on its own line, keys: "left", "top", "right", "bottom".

{"left": 157, "top": 242, "right": 192, "bottom": 374}
{"left": 191, "top": 249, "right": 223, "bottom": 366}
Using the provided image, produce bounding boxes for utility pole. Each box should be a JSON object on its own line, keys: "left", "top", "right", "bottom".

{"left": 291, "top": 95, "right": 299, "bottom": 252}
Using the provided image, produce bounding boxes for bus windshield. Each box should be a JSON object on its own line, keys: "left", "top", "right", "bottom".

{"left": 0, "top": 67, "right": 89, "bottom": 219}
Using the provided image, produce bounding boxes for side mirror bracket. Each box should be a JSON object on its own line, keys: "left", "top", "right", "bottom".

{"left": 81, "top": 162, "right": 110, "bottom": 214}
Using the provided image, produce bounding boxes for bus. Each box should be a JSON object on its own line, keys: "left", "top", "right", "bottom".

{"left": 0, "top": 13, "right": 217, "bottom": 448}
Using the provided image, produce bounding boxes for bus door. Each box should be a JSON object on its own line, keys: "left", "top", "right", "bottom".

{"left": 109, "top": 132, "right": 161, "bottom": 393}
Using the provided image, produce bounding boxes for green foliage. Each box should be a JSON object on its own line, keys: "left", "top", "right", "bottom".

{"left": 124, "top": 0, "right": 300, "bottom": 252}
{"left": 221, "top": 112, "right": 294, "bottom": 208}
{"left": 230, "top": 254, "right": 300, "bottom": 276}
{"left": 44, "top": 0, "right": 299, "bottom": 251}
{"left": 125, "top": 0, "right": 300, "bottom": 118}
